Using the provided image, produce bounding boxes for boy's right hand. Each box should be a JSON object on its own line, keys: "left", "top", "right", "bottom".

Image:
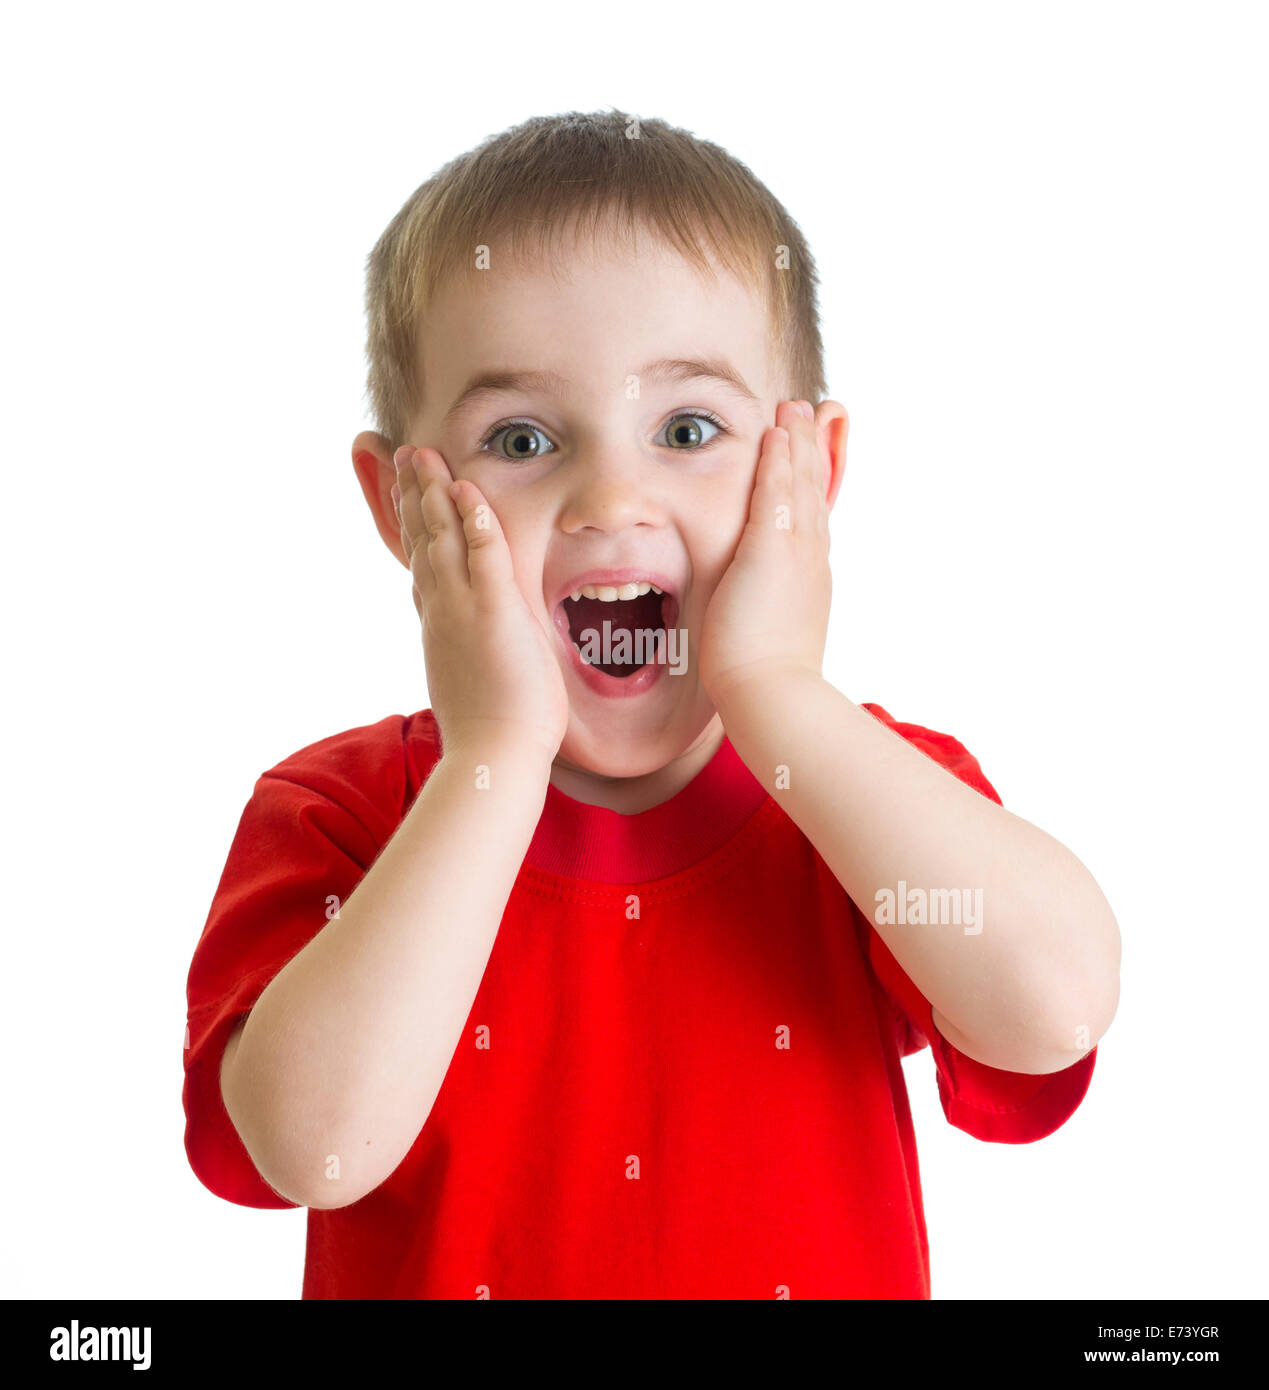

{"left": 393, "top": 446, "right": 569, "bottom": 766}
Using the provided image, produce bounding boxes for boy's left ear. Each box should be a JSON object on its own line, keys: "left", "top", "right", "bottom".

{"left": 813, "top": 401, "right": 849, "bottom": 510}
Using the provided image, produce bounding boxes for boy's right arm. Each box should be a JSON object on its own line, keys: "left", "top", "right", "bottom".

{"left": 220, "top": 443, "right": 568, "bottom": 1211}
{"left": 219, "top": 733, "right": 552, "bottom": 1210}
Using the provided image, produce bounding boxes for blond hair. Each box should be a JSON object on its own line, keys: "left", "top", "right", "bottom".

{"left": 363, "top": 109, "right": 827, "bottom": 450}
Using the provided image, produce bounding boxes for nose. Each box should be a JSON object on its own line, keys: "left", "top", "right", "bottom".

{"left": 557, "top": 449, "right": 666, "bottom": 536}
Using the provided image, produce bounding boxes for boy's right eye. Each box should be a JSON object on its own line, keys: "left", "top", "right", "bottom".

{"left": 479, "top": 419, "right": 556, "bottom": 461}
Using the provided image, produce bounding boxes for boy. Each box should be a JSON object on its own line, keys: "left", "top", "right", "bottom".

{"left": 183, "top": 111, "right": 1120, "bottom": 1299}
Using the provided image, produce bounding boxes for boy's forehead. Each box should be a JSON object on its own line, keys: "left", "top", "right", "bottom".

{"left": 420, "top": 239, "right": 776, "bottom": 417}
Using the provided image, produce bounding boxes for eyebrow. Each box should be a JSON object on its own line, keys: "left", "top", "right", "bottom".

{"left": 440, "top": 356, "right": 761, "bottom": 430}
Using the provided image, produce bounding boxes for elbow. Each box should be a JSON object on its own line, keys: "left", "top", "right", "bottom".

{"left": 249, "top": 1146, "right": 357, "bottom": 1209}
{"left": 1025, "top": 958, "right": 1120, "bottom": 1074}
{"left": 221, "top": 1043, "right": 373, "bottom": 1211}
{"left": 283, "top": 1145, "right": 382, "bottom": 1210}
{"left": 294, "top": 1184, "right": 365, "bottom": 1212}
{"left": 239, "top": 1139, "right": 375, "bottom": 1211}
{"left": 229, "top": 1115, "right": 378, "bottom": 1211}
{"left": 1027, "top": 900, "right": 1122, "bottom": 1073}
{"left": 944, "top": 962, "right": 1120, "bottom": 1076}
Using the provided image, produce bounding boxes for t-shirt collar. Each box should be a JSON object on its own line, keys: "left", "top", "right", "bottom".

{"left": 525, "top": 731, "right": 769, "bottom": 883}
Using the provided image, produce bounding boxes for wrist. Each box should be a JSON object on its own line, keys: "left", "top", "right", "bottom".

{"left": 436, "top": 720, "right": 560, "bottom": 782}
{"left": 707, "top": 661, "right": 825, "bottom": 722}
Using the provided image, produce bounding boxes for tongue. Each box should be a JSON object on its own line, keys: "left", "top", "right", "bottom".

{"left": 566, "top": 592, "right": 664, "bottom": 677}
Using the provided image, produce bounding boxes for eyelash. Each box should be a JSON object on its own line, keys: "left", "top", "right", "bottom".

{"left": 476, "top": 409, "right": 732, "bottom": 460}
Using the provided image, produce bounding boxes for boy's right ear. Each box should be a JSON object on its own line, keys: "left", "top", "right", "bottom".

{"left": 352, "top": 431, "right": 411, "bottom": 570}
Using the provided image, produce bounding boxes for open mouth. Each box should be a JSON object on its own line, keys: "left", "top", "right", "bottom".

{"left": 557, "top": 581, "right": 679, "bottom": 679}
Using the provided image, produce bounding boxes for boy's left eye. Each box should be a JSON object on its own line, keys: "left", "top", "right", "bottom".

{"left": 660, "top": 412, "right": 725, "bottom": 450}
{"left": 477, "top": 411, "right": 729, "bottom": 461}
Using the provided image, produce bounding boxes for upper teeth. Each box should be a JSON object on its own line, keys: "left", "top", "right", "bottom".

{"left": 568, "top": 582, "right": 663, "bottom": 602}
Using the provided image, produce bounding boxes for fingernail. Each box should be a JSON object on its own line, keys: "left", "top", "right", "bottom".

{"left": 799, "top": 401, "right": 814, "bottom": 420}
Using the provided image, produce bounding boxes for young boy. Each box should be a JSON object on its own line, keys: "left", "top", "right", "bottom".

{"left": 183, "top": 111, "right": 1120, "bottom": 1300}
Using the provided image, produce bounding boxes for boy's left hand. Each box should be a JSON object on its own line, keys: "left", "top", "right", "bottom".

{"left": 698, "top": 400, "right": 833, "bottom": 708}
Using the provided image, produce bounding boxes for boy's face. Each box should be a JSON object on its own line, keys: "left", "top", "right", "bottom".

{"left": 359, "top": 227, "right": 845, "bottom": 778}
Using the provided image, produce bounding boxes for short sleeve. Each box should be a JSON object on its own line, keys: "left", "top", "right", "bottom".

{"left": 853, "top": 703, "right": 1097, "bottom": 1144}
{"left": 183, "top": 753, "right": 397, "bottom": 1207}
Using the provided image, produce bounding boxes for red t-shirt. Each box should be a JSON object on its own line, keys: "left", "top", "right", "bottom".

{"left": 183, "top": 703, "right": 1097, "bottom": 1299}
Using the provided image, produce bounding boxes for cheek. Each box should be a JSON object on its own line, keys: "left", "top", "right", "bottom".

{"left": 491, "top": 510, "right": 551, "bottom": 606}
{"left": 461, "top": 462, "right": 531, "bottom": 533}
{"left": 461, "top": 460, "right": 549, "bottom": 524}
{"left": 682, "top": 474, "right": 755, "bottom": 585}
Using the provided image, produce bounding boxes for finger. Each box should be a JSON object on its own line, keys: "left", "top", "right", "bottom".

{"left": 447, "top": 479, "right": 515, "bottom": 597}
{"left": 412, "top": 446, "right": 461, "bottom": 600}
{"left": 785, "top": 401, "right": 828, "bottom": 537}
{"left": 747, "top": 424, "right": 794, "bottom": 542}
{"left": 792, "top": 401, "right": 822, "bottom": 474}
{"left": 394, "top": 486, "right": 429, "bottom": 615}
{"left": 413, "top": 443, "right": 455, "bottom": 492}
{"left": 395, "top": 447, "right": 435, "bottom": 601}
{"left": 805, "top": 405, "right": 831, "bottom": 498}
{"left": 779, "top": 402, "right": 814, "bottom": 486}
{"left": 418, "top": 456, "right": 470, "bottom": 596}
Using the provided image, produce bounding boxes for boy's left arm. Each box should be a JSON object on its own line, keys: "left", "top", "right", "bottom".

{"left": 700, "top": 401, "right": 1121, "bottom": 1077}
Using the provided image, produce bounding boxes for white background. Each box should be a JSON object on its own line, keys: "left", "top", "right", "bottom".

{"left": 3, "top": 0, "right": 1265, "bottom": 1300}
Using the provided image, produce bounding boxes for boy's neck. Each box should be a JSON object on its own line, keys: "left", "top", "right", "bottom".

{"left": 547, "top": 716, "right": 727, "bottom": 815}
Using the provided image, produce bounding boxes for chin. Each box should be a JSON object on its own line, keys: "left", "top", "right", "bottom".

{"left": 556, "top": 729, "right": 671, "bottom": 781}
{"left": 556, "top": 702, "right": 713, "bottom": 781}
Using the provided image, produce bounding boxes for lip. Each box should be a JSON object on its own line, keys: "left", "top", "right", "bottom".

{"left": 549, "top": 566, "right": 684, "bottom": 699}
